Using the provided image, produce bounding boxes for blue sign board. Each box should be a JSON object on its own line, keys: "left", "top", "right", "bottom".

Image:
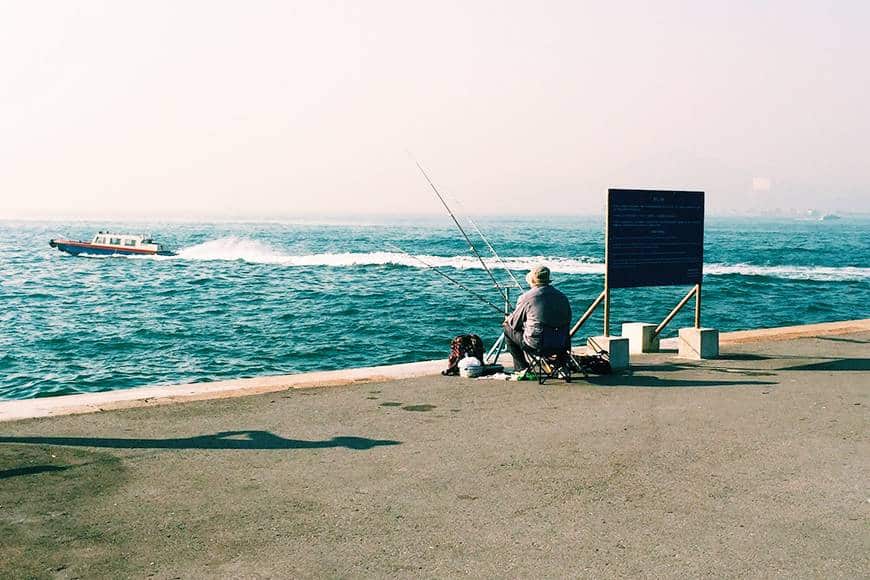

{"left": 606, "top": 189, "right": 704, "bottom": 288}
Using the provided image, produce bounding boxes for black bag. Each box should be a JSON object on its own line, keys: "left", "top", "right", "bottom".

{"left": 574, "top": 350, "right": 612, "bottom": 375}
{"left": 442, "top": 334, "right": 485, "bottom": 376}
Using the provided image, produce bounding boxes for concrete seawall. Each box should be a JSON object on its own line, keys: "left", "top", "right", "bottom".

{"left": 1, "top": 319, "right": 868, "bottom": 423}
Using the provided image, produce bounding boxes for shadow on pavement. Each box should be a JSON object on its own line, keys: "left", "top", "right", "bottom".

{"left": 716, "top": 353, "right": 774, "bottom": 361}
{"left": 627, "top": 362, "right": 777, "bottom": 378}
{"left": 0, "top": 465, "right": 70, "bottom": 479}
{"left": 779, "top": 358, "right": 870, "bottom": 372}
{"left": 0, "top": 430, "right": 401, "bottom": 451}
{"left": 585, "top": 375, "right": 778, "bottom": 388}
{"left": 626, "top": 364, "right": 697, "bottom": 373}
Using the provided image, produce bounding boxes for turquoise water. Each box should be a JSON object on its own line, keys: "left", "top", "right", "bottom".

{"left": 1, "top": 216, "right": 868, "bottom": 400}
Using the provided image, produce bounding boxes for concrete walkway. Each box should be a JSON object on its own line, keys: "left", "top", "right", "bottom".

{"left": 1, "top": 324, "right": 868, "bottom": 578}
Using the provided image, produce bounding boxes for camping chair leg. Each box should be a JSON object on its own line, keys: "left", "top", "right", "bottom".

{"left": 523, "top": 350, "right": 576, "bottom": 385}
{"left": 539, "top": 358, "right": 551, "bottom": 385}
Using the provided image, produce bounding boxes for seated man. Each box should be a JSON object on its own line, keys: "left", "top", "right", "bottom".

{"left": 502, "top": 265, "right": 572, "bottom": 371}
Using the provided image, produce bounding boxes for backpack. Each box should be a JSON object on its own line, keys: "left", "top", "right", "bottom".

{"left": 442, "top": 334, "right": 485, "bottom": 376}
{"left": 574, "top": 350, "right": 612, "bottom": 375}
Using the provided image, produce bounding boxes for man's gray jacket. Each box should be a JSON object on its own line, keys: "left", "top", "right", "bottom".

{"left": 505, "top": 285, "right": 572, "bottom": 349}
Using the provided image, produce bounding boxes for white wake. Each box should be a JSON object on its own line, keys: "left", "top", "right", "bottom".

{"left": 704, "top": 263, "right": 869, "bottom": 282}
{"left": 169, "top": 237, "right": 869, "bottom": 282}
{"left": 174, "top": 237, "right": 603, "bottom": 272}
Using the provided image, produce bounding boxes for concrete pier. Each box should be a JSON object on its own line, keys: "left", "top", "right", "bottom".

{"left": 1, "top": 319, "right": 868, "bottom": 578}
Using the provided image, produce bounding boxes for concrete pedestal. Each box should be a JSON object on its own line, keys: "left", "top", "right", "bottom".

{"left": 588, "top": 336, "right": 630, "bottom": 371}
{"left": 678, "top": 327, "right": 719, "bottom": 359}
{"left": 622, "top": 322, "right": 660, "bottom": 354}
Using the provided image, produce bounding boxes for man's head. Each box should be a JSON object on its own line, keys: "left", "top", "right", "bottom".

{"left": 526, "top": 265, "right": 551, "bottom": 287}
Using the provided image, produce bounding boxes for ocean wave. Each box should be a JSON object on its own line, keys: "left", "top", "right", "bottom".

{"left": 168, "top": 238, "right": 869, "bottom": 281}
{"left": 172, "top": 237, "right": 604, "bottom": 271}
{"left": 704, "top": 263, "right": 869, "bottom": 281}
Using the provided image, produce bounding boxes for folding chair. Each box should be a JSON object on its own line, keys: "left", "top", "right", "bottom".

{"left": 522, "top": 325, "right": 577, "bottom": 384}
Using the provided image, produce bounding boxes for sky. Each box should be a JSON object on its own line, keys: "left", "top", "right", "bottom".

{"left": 1, "top": 0, "right": 868, "bottom": 219}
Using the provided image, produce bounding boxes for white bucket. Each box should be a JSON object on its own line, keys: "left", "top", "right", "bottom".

{"left": 458, "top": 356, "right": 483, "bottom": 378}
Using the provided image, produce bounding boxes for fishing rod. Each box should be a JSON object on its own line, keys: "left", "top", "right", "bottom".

{"left": 463, "top": 215, "right": 526, "bottom": 365}
{"left": 467, "top": 216, "right": 525, "bottom": 291}
{"left": 386, "top": 243, "right": 506, "bottom": 315}
{"left": 410, "top": 157, "right": 511, "bottom": 307}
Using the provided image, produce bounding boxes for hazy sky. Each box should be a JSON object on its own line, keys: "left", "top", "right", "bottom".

{"left": 2, "top": 0, "right": 868, "bottom": 218}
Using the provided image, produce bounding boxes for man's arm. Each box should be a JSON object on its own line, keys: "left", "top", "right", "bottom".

{"left": 505, "top": 294, "right": 528, "bottom": 331}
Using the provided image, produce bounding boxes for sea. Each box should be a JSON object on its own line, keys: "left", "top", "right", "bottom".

{"left": 1, "top": 216, "right": 868, "bottom": 401}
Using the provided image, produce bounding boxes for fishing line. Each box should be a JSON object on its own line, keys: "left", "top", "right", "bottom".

{"left": 385, "top": 243, "right": 506, "bottom": 315}
{"left": 466, "top": 216, "right": 525, "bottom": 290}
{"left": 407, "top": 154, "right": 511, "bottom": 306}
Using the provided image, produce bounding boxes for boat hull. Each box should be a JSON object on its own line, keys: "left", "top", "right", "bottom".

{"left": 49, "top": 239, "right": 175, "bottom": 257}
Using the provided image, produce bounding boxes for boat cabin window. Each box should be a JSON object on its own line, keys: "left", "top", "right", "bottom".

{"left": 124, "top": 239, "right": 137, "bottom": 246}
{"left": 110, "top": 238, "right": 121, "bottom": 245}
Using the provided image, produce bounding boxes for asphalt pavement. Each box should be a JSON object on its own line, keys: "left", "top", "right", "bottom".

{"left": 1, "top": 330, "right": 868, "bottom": 578}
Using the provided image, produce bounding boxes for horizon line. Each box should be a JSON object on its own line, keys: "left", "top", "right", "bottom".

{"left": 3, "top": 210, "right": 869, "bottom": 223}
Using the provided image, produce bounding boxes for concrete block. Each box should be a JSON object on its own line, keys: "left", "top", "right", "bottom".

{"left": 622, "top": 322, "right": 660, "bottom": 354}
{"left": 587, "top": 336, "right": 630, "bottom": 371}
{"left": 678, "top": 327, "right": 719, "bottom": 359}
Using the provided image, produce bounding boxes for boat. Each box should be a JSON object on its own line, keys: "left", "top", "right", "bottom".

{"left": 818, "top": 213, "right": 841, "bottom": 221}
{"left": 49, "top": 231, "right": 175, "bottom": 256}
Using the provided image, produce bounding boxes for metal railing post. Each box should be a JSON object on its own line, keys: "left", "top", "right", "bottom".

{"left": 570, "top": 289, "right": 606, "bottom": 338}
{"left": 651, "top": 285, "right": 698, "bottom": 340}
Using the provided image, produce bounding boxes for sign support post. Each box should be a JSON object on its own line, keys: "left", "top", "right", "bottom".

{"left": 570, "top": 290, "right": 606, "bottom": 338}
{"left": 651, "top": 284, "right": 699, "bottom": 340}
